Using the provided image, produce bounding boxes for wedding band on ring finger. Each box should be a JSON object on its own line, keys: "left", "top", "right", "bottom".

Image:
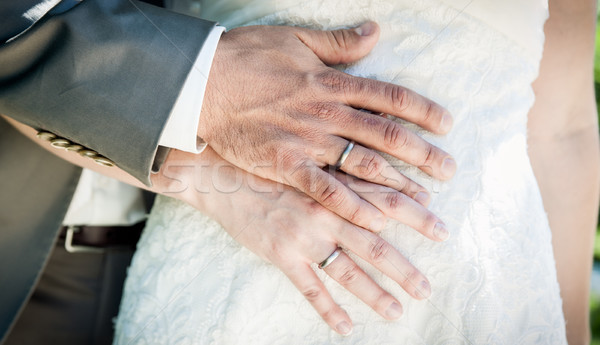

{"left": 318, "top": 248, "right": 343, "bottom": 269}
{"left": 334, "top": 141, "right": 355, "bottom": 169}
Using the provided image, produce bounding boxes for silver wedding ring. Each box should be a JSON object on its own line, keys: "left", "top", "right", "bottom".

{"left": 318, "top": 248, "right": 342, "bottom": 269}
{"left": 334, "top": 140, "right": 355, "bottom": 169}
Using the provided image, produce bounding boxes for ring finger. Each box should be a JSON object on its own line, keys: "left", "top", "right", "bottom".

{"left": 321, "top": 250, "right": 404, "bottom": 320}
{"left": 284, "top": 263, "right": 354, "bottom": 335}
{"left": 319, "top": 137, "right": 430, "bottom": 206}
{"left": 332, "top": 107, "right": 456, "bottom": 180}
{"left": 335, "top": 225, "right": 432, "bottom": 300}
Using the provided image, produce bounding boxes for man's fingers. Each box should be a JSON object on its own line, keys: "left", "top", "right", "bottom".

{"left": 295, "top": 22, "right": 380, "bottom": 65}
{"left": 335, "top": 172, "right": 448, "bottom": 242}
{"left": 286, "top": 161, "right": 386, "bottom": 232}
{"left": 334, "top": 109, "right": 456, "bottom": 180}
{"left": 335, "top": 227, "right": 432, "bottom": 300}
{"left": 322, "top": 251, "right": 404, "bottom": 320}
{"left": 340, "top": 74, "right": 453, "bottom": 135}
{"left": 333, "top": 142, "right": 431, "bottom": 206}
{"left": 315, "top": 136, "right": 430, "bottom": 205}
{"left": 284, "top": 264, "right": 353, "bottom": 335}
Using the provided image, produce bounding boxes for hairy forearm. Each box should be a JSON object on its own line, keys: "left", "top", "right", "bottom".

{"left": 2, "top": 114, "right": 295, "bottom": 226}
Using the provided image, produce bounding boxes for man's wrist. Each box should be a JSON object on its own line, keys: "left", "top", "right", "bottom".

{"left": 158, "top": 25, "right": 226, "bottom": 154}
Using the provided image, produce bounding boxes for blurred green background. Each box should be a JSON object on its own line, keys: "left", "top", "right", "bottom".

{"left": 589, "top": 6, "right": 600, "bottom": 344}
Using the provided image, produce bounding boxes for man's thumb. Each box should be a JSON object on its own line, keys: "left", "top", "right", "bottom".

{"left": 297, "top": 21, "right": 380, "bottom": 65}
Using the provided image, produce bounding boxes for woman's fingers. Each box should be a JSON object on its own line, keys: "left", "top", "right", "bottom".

{"left": 282, "top": 248, "right": 407, "bottom": 336}
{"left": 335, "top": 172, "right": 448, "bottom": 242}
{"left": 286, "top": 160, "right": 387, "bottom": 232}
{"left": 334, "top": 142, "right": 431, "bottom": 206}
{"left": 321, "top": 251, "right": 404, "bottom": 320}
{"left": 283, "top": 263, "right": 354, "bottom": 335}
{"left": 335, "top": 226, "right": 432, "bottom": 300}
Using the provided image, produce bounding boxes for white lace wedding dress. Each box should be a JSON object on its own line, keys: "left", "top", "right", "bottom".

{"left": 115, "top": 0, "right": 567, "bottom": 344}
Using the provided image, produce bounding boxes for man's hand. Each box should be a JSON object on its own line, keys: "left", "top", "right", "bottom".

{"left": 199, "top": 22, "right": 456, "bottom": 232}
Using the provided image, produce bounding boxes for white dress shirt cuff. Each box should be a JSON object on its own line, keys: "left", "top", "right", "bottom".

{"left": 158, "top": 25, "right": 225, "bottom": 153}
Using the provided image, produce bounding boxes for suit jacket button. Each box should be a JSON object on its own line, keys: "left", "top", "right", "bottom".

{"left": 78, "top": 149, "right": 98, "bottom": 158}
{"left": 65, "top": 144, "right": 84, "bottom": 152}
{"left": 93, "top": 157, "right": 115, "bottom": 167}
{"left": 50, "top": 138, "right": 71, "bottom": 148}
{"left": 36, "top": 131, "right": 56, "bottom": 141}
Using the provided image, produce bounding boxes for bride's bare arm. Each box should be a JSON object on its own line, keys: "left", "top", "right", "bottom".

{"left": 528, "top": 0, "right": 600, "bottom": 344}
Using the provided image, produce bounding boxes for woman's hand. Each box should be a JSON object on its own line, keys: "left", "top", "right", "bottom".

{"left": 175, "top": 147, "right": 446, "bottom": 335}
{"left": 5, "top": 117, "right": 447, "bottom": 336}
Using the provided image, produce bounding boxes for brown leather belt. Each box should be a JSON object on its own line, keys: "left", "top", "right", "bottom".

{"left": 59, "top": 222, "right": 145, "bottom": 254}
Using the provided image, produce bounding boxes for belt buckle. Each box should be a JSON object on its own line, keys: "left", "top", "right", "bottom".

{"left": 64, "top": 226, "right": 105, "bottom": 254}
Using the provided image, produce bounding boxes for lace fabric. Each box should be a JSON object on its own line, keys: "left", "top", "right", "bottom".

{"left": 115, "top": 1, "right": 567, "bottom": 344}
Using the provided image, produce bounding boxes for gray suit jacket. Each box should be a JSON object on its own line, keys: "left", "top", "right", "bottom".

{"left": 0, "top": 0, "right": 215, "bottom": 341}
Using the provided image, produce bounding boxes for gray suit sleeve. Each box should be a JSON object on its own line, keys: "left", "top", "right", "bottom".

{"left": 0, "top": 0, "right": 216, "bottom": 185}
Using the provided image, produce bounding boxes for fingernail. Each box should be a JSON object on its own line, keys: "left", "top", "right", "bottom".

{"left": 440, "top": 112, "right": 453, "bottom": 133}
{"left": 441, "top": 157, "right": 457, "bottom": 178}
{"left": 336, "top": 321, "right": 353, "bottom": 335}
{"left": 369, "top": 217, "right": 386, "bottom": 232}
{"left": 385, "top": 302, "right": 403, "bottom": 319}
{"left": 354, "top": 22, "right": 376, "bottom": 36}
{"left": 433, "top": 222, "right": 449, "bottom": 241}
{"left": 416, "top": 280, "right": 431, "bottom": 299}
{"left": 414, "top": 191, "right": 430, "bottom": 206}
